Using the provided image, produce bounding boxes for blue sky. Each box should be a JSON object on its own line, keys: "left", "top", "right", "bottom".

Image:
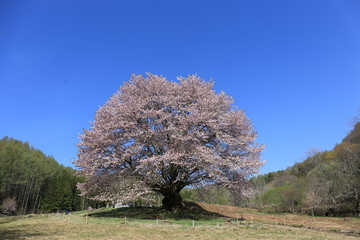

{"left": 0, "top": 0, "right": 359, "bottom": 174}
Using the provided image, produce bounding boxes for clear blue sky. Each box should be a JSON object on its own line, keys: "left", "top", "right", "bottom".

{"left": 1, "top": 0, "right": 359, "bottom": 174}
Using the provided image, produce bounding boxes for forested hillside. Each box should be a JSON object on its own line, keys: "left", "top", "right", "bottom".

{"left": 0, "top": 137, "right": 82, "bottom": 214}
{"left": 251, "top": 122, "right": 360, "bottom": 216}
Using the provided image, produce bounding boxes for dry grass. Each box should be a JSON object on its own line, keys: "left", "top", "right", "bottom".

{"left": 0, "top": 209, "right": 359, "bottom": 240}
{"left": 198, "top": 203, "right": 360, "bottom": 234}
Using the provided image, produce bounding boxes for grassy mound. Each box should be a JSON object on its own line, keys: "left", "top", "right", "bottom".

{"left": 88, "top": 201, "right": 226, "bottom": 220}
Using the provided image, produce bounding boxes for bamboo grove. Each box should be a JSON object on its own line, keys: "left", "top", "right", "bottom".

{"left": 0, "top": 137, "right": 95, "bottom": 214}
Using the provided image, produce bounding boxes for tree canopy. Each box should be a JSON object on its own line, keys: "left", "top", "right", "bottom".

{"left": 75, "top": 74, "right": 264, "bottom": 211}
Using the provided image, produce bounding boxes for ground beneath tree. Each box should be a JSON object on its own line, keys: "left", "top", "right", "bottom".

{"left": 88, "top": 201, "right": 226, "bottom": 220}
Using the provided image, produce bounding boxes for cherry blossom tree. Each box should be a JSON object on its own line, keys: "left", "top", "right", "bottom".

{"left": 75, "top": 74, "right": 264, "bottom": 211}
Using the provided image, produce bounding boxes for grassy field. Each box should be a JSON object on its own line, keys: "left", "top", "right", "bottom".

{"left": 198, "top": 203, "right": 360, "bottom": 233}
{"left": 0, "top": 204, "right": 359, "bottom": 240}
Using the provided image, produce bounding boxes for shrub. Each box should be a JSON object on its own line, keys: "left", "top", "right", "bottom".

{"left": 2, "top": 197, "right": 17, "bottom": 215}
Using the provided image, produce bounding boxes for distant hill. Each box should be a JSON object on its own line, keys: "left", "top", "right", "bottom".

{"left": 343, "top": 122, "right": 360, "bottom": 144}
{"left": 251, "top": 122, "right": 360, "bottom": 216}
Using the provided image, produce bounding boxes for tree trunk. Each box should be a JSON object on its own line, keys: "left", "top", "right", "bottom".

{"left": 32, "top": 189, "right": 40, "bottom": 213}
{"left": 355, "top": 193, "right": 360, "bottom": 216}
{"left": 37, "top": 196, "right": 42, "bottom": 213}
{"left": 161, "top": 190, "right": 184, "bottom": 212}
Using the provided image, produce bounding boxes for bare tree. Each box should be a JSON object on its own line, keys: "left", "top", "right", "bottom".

{"left": 307, "top": 137, "right": 360, "bottom": 215}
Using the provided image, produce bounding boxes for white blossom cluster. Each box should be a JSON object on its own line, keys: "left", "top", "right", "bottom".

{"left": 75, "top": 74, "right": 264, "bottom": 203}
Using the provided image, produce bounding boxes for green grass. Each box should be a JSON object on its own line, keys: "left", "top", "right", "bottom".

{"left": 87, "top": 202, "right": 225, "bottom": 221}
{"left": 1, "top": 210, "right": 359, "bottom": 240}
{"left": 1, "top": 203, "right": 360, "bottom": 240}
{"left": 79, "top": 205, "right": 228, "bottom": 227}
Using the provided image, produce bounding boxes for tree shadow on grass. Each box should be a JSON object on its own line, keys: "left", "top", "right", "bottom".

{"left": 88, "top": 201, "right": 228, "bottom": 220}
{"left": 0, "top": 228, "right": 47, "bottom": 240}
{"left": 0, "top": 214, "right": 37, "bottom": 224}
{"left": 0, "top": 216, "right": 53, "bottom": 240}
